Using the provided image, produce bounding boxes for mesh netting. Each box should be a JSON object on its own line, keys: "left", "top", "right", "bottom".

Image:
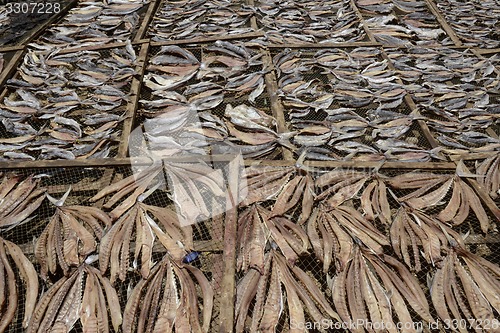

{"left": 133, "top": 41, "right": 284, "bottom": 161}
{"left": 147, "top": 0, "right": 256, "bottom": 42}
{"left": 0, "top": 163, "right": 226, "bottom": 333}
{"left": 353, "top": 0, "right": 454, "bottom": 47}
{"left": 0, "top": 44, "right": 144, "bottom": 161}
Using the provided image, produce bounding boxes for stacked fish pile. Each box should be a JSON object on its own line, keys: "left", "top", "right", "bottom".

{"left": 435, "top": 0, "right": 500, "bottom": 49}
{"left": 0, "top": 44, "right": 138, "bottom": 160}
{"left": 137, "top": 41, "right": 293, "bottom": 160}
{"left": 387, "top": 47, "right": 500, "bottom": 156}
{"left": 254, "top": 0, "right": 366, "bottom": 44}
{"left": 30, "top": 0, "right": 148, "bottom": 50}
{"left": 235, "top": 164, "right": 500, "bottom": 332}
{"left": 148, "top": 0, "right": 255, "bottom": 41}
{"left": 354, "top": 0, "right": 448, "bottom": 46}
{"left": 273, "top": 47, "right": 441, "bottom": 162}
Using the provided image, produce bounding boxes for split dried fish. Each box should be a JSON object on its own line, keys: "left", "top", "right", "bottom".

{"left": 240, "top": 165, "right": 314, "bottom": 222}
{"left": 273, "top": 48, "right": 438, "bottom": 161}
{"left": 387, "top": 46, "right": 500, "bottom": 155}
{"left": 390, "top": 206, "right": 464, "bottom": 271}
{"left": 27, "top": 264, "right": 122, "bottom": 333}
{"left": 123, "top": 254, "right": 213, "bottom": 333}
{"left": 0, "top": 237, "right": 39, "bottom": 331}
{"left": 236, "top": 204, "right": 309, "bottom": 273}
{"left": 2, "top": 46, "right": 137, "bottom": 160}
{"left": 431, "top": 246, "right": 500, "bottom": 331}
{"left": 476, "top": 153, "right": 500, "bottom": 200}
{"left": 30, "top": 0, "right": 148, "bottom": 49}
{"left": 98, "top": 201, "right": 190, "bottom": 283}
{"left": 255, "top": 0, "right": 366, "bottom": 44}
{"left": 333, "top": 245, "right": 433, "bottom": 332}
{"left": 35, "top": 188, "right": 111, "bottom": 280}
{"left": 356, "top": 0, "right": 447, "bottom": 46}
{"left": 149, "top": 0, "right": 254, "bottom": 41}
{"left": 0, "top": 174, "right": 45, "bottom": 230}
{"left": 435, "top": 0, "right": 500, "bottom": 49}
{"left": 139, "top": 42, "right": 279, "bottom": 159}
{"left": 389, "top": 169, "right": 491, "bottom": 233}
{"left": 235, "top": 251, "right": 340, "bottom": 333}
{"left": 307, "top": 205, "right": 389, "bottom": 272}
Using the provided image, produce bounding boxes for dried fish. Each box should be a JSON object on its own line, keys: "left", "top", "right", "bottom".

{"left": 308, "top": 205, "right": 389, "bottom": 272}
{"left": 123, "top": 254, "right": 213, "bottom": 333}
{"left": 431, "top": 246, "right": 500, "bottom": 331}
{"left": 256, "top": 0, "right": 366, "bottom": 44}
{"left": 0, "top": 174, "right": 46, "bottom": 230}
{"left": 149, "top": 0, "right": 254, "bottom": 41}
{"left": 1, "top": 45, "right": 137, "bottom": 160}
{"left": 30, "top": 0, "right": 147, "bottom": 49}
{"left": 27, "top": 264, "right": 122, "bottom": 333}
{"left": 35, "top": 188, "right": 111, "bottom": 279}
{"left": 0, "top": 237, "right": 39, "bottom": 331}
{"left": 476, "top": 153, "right": 500, "bottom": 200}
{"left": 99, "top": 201, "right": 189, "bottom": 283}
{"left": 333, "top": 245, "right": 433, "bottom": 331}
{"left": 435, "top": 0, "right": 500, "bottom": 49}
{"left": 236, "top": 251, "right": 340, "bottom": 333}
{"left": 389, "top": 168, "right": 491, "bottom": 233}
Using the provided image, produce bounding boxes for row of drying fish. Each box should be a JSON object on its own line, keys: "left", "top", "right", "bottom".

{"left": 355, "top": 0, "right": 449, "bottom": 46}
{"left": 273, "top": 47, "right": 442, "bottom": 162}
{"left": 0, "top": 237, "right": 39, "bottom": 332}
{"left": 239, "top": 165, "right": 496, "bottom": 269}
{"left": 254, "top": 0, "right": 366, "bottom": 44}
{"left": 236, "top": 165, "right": 500, "bottom": 331}
{"left": 138, "top": 42, "right": 292, "bottom": 159}
{"left": 0, "top": 44, "right": 138, "bottom": 160}
{"left": 0, "top": 165, "right": 217, "bottom": 332}
{"left": 431, "top": 247, "right": 500, "bottom": 333}
{"left": 0, "top": 174, "right": 45, "bottom": 231}
{"left": 0, "top": 160, "right": 499, "bottom": 332}
{"left": 0, "top": 0, "right": 65, "bottom": 47}
{"left": 386, "top": 46, "right": 500, "bottom": 155}
{"left": 476, "top": 154, "right": 500, "bottom": 201}
{"left": 435, "top": 0, "right": 500, "bottom": 49}
{"left": 29, "top": 0, "right": 147, "bottom": 51}
{"left": 148, "top": 0, "right": 254, "bottom": 41}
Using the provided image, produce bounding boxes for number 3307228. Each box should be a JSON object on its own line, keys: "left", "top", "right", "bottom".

{"left": 6, "top": 2, "right": 61, "bottom": 14}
